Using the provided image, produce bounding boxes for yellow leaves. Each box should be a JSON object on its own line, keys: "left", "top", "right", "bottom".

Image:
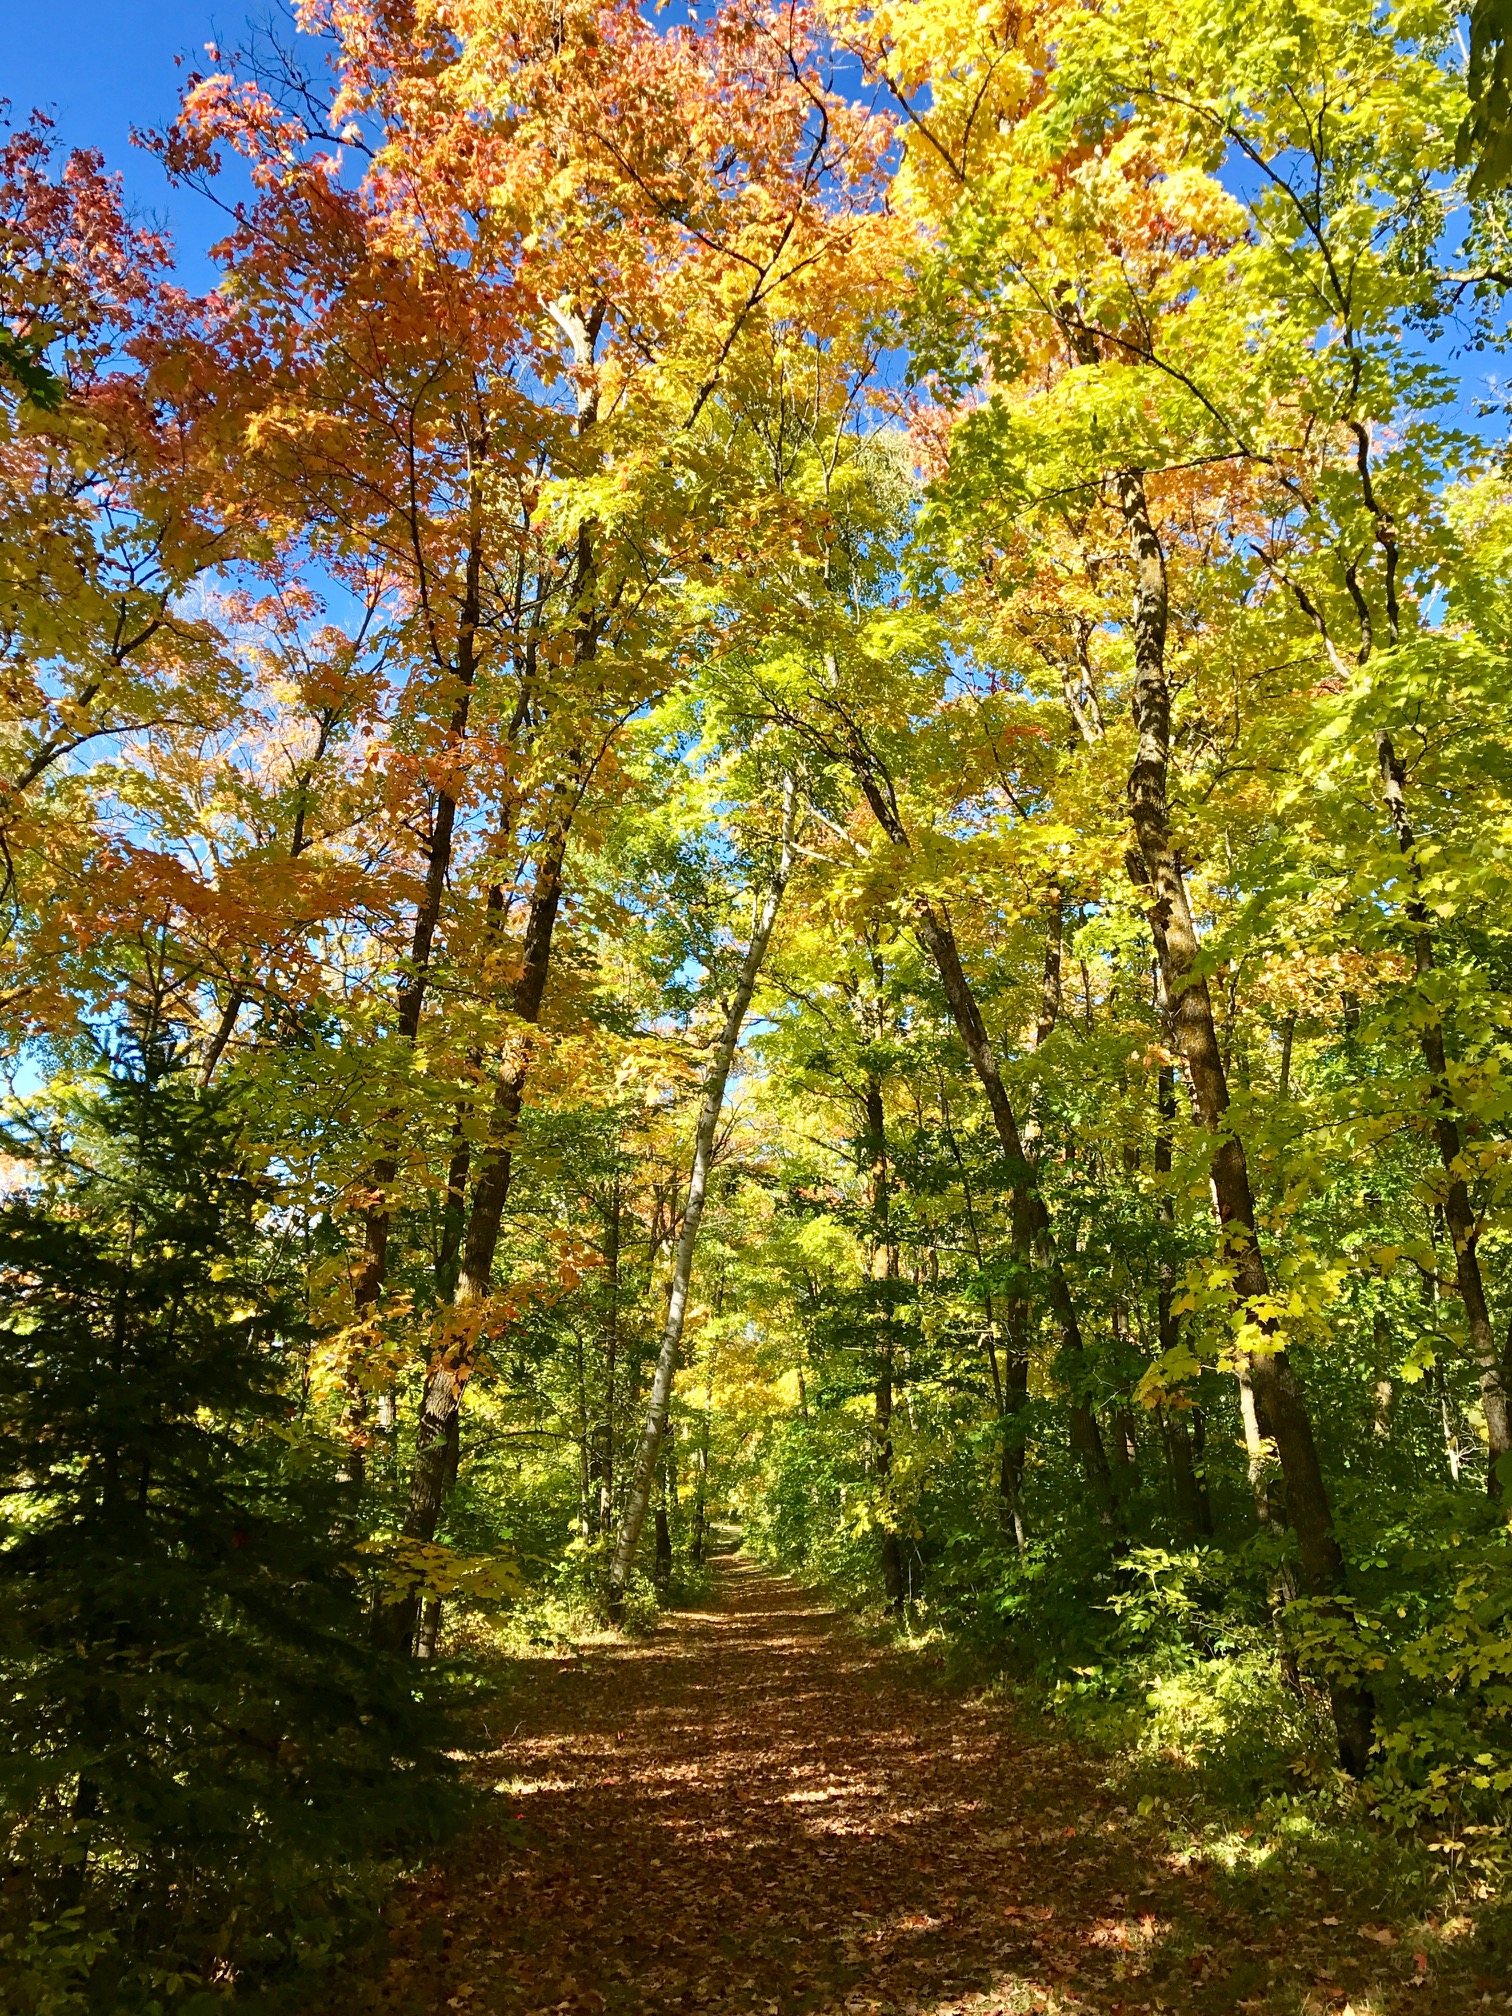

{"left": 1170, "top": 1236, "right": 1347, "bottom": 1364}
{"left": 1365, "top": 1235, "right": 1436, "bottom": 1280}
{"left": 1135, "top": 1335, "right": 1207, "bottom": 1406}
{"left": 361, "top": 1533, "right": 528, "bottom": 1606}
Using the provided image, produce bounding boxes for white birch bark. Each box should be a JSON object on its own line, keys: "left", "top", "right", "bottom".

{"left": 607, "top": 778, "right": 798, "bottom": 1612}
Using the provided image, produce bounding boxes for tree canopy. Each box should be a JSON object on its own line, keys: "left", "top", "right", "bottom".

{"left": 4, "top": 0, "right": 1512, "bottom": 2004}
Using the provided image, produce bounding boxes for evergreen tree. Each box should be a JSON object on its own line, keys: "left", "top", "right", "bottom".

{"left": 0, "top": 1046, "right": 460, "bottom": 2009}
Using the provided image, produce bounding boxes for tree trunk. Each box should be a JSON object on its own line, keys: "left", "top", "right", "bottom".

{"left": 863, "top": 1074, "right": 906, "bottom": 1613}
{"left": 876, "top": 1342, "right": 904, "bottom": 1613}
{"left": 1159, "top": 1406, "right": 1212, "bottom": 1541}
{"left": 1037, "top": 885, "right": 1064, "bottom": 1050}
{"left": 435, "top": 1113, "right": 473, "bottom": 1304}
{"left": 1154, "top": 1064, "right": 1213, "bottom": 1540}
{"left": 653, "top": 1465, "right": 673, "bottom": 1601}
{"left": 690, "top": 1429, "right": 709, "bottom": 1566}
{"left": 607, "top": 780, "right": 799, "bottom": 1615}
{"left": 998, "top": 1344, "right": 1030, "bottom": 1552}
{"left": 371, "top": 835, "right": 568, "bottom": 1652}
{"left": 940, "top": 1081, "right": 1030, "bottom": 1548}
{"left": 912, "top": 897, "right": 1119, "bottom": 1525}
{"left": 842, "top": 734, "right": 1117, "bottom": 1526}
{"left": 1376, "top": 730, "right": 1512, "bottom": 1499}
{"left": 368, "top": 302, "right": 606, "bottom": 1652}
{"left": 1115, "top": 466, "right": 1373, "bottom": 1773}
{"left": 343, "top": 518, "right": 485, "bottom": 1485}
{"left": 415, "top": 1597, "right": 442, "bottom": 1659}
{"left": 456, "top": 841, "right": 566, "bottom": 1307}
{"left": 1278, "top": 1012, "right": 1296, "bottom": 1101}
{"left": 598, "top": 1177, "right": 621, "bottom": 1538}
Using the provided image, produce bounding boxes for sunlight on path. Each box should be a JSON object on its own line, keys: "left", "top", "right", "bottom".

{"left": 354, "top": 1557, "right": 1451, "bottom": 2016}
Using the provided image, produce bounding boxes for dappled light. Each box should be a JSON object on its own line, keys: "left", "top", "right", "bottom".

{"left": 4, "top": 0, "right": 1512, "bottom": 2006}
{"left": 360, "top": 1559, "right": 1475, "bottom": 2014}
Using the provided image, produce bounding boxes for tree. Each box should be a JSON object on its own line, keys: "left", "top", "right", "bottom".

{"left": 608, "top": 771, "right": 799, "bottom": 1613}
{"left": 0, "top": 1044, "right": 455, "bottom": 2003}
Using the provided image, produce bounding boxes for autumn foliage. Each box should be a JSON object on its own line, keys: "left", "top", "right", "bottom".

{"left": 3, "top": 0, "right": 1512, "bottom": 2005}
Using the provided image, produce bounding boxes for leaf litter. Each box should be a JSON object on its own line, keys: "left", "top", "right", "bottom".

{"left": 350, "top": 1558, "right": 1503, "bottom": 2015}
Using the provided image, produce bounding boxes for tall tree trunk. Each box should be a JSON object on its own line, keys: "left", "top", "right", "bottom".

{"left": 653, "top": 1456, "right": 673, "bottom": 1601}
{"left": 913, "top": 897, "right": 1118, "bottom": 1524}
{"left": 841, "top": 743, "right": 1118, "bottom": 1526}
{"left": 1037, "top": 885, "right": 1064, "bottom": 1050}
{"left": 997, "top": 1344, "right": 1030, "bottom": 1550}
{"left": 369, "top": 305, "right": 606, "bottom": 1651}
{"left": 435, "top": 1114, "right": 473, "bottom": 1304}
{"left": 598, "top": 1176, "right": 621, "bottom": 1538}
{"left": 1154, "top": 1064, "right": 1213, "bottom": 1540}
{"left": 953, "top": 1089, "right": 1034, "bottom": 1549}
{"left": 864, "top": 1074, "right": 906, "bottom": 1613}
{"left": 690, "top": 1402, "right": 710, "bottom": 1566}
{"left": 343, "top": 515, "right": 485, "bottom": 1483}
{"left": 1159, "top": 1405, "right": 1211, "bottom": 1541}
{"left": 1376, "top": 731, "right": 1512, "bottom": 1498}
{"left": 371, "top": 834, "right": 568, "bottom": 1652}
{"left": 607, "top": 781, "right": 799, "bottom": 1615}
{"left": 455, "top": 841, "right": 566, "bottom": 1307}
{"left": 942, "top": 1063, "right": 1031, "bottom": 1548}
{"left": 434, "top": 895, "right": 503, "bottom": 1307}
{"left": 1115, "top": 467, "right": 1373, "bottom": 1773}
{"left": 577, "top": 1318, "right": 596, "bottom": 1543}
{"left": 689, "top": 1288, "right": 720, "bottom": 1565}
{"left": 875, "top": 1339, "right": 904, "bottom": 1612}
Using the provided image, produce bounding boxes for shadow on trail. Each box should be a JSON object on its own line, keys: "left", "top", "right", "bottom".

{"left": 356, "top": 1555, "right": 1462, "bottom": 2016}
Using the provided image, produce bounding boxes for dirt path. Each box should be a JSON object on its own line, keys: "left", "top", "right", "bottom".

{"left": 359, "top": 1555, "right": 1492, "bottom": 2015}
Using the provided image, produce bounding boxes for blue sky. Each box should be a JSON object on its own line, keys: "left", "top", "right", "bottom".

{"left": 4, "top": 1, "right": 266, "bottom": 281}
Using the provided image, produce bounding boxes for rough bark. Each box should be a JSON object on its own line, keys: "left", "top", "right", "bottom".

{"left": 1155, "top": 1064, "right": 1213, "bottom": 1540}
{"left": 607, "top": 781, "right": 799, "bottom": 1615}
{"left": 1115, "top": 465, "right": 1372, "bottom": 1773}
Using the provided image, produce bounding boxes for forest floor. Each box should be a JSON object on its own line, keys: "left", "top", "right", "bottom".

{"left": 351, "top": 1554, "right": 1509, "bottom": 2016}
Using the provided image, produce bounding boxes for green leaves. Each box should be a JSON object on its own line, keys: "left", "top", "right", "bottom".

{"left": 1460, "top": 0, "right": 1512, "bottom": 193}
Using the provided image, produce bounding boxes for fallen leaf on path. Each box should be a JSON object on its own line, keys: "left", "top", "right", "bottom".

{"left": 347, "top": 1560, "right": 1486, "bottom": 2016}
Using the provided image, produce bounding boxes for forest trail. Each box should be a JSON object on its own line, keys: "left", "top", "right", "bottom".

{"left": 358, "top": 1557, "right": 1477, "bottom": 2016}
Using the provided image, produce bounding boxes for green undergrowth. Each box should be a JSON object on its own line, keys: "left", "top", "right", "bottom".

{"left": 1034, "top": 1646, "right": 1512, "bottom": 2002}
{"left": 456, "top": 1547, "right": 719, "bottom": 1664}
{"left": 992, "top": 1609, "right": 1509, "bottom": 1986}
